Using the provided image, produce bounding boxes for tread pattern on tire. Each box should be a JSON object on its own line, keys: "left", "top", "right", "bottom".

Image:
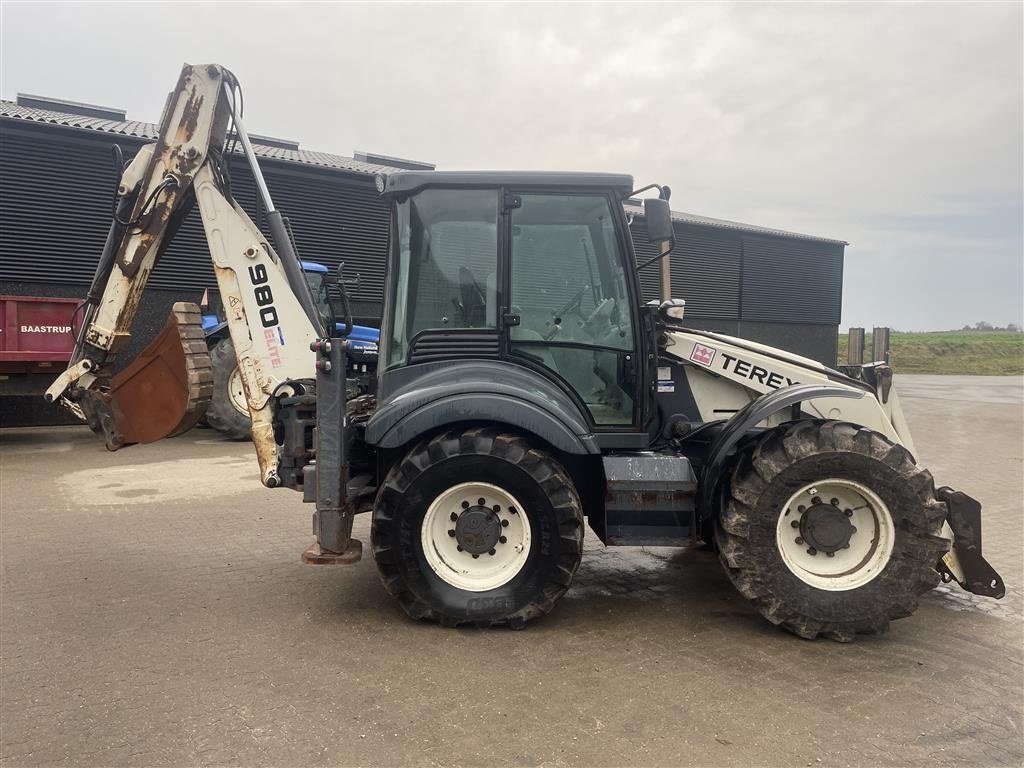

{"left": 371, "top": 427, "right": 584, "bottom": 628}
{"left": 715, "top": 420, "right": 950, "bottom": 642}
{"left": 204, "top": 337, "right": 252, "bottom": 441}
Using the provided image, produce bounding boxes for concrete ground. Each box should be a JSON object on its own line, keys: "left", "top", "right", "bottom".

{"left": 1, "top": 375, "right": 1021, "bottom": 767}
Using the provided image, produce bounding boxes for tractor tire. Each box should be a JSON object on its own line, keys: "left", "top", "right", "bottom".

{"left": 371, "top": 428, "right": 584, "bottom": 628}
{"left": 714, "top": 420, "right": 950, "bottom": 642}
{"left": 204, "top": 337, "right": 252, "bottom": 441}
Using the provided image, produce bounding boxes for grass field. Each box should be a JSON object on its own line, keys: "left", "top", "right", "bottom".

{"left": 837, "top": 331, "right": 1024, "bottom": 375}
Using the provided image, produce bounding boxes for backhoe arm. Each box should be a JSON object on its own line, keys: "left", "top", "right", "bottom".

{"left": 45, "top": 63, "right": 325, "bottom": 487}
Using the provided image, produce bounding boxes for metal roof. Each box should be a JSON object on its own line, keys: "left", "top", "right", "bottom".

{"left": 622, "top": 200, "right": 846, "bottom": 246}
{"left": 0, "top": 99, "right": 402, "bottom": 176}
{"left": 383, "top": 170, "right": 634, "bottom": 196}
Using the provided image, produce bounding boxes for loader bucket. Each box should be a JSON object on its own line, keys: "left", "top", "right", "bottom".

{"left": 79, "top": 302, "right": 214, "bottom": 451}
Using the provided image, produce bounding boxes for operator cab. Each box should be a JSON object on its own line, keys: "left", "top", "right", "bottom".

{"left": 378, "top": 171, "right": 649, "bottom": 432}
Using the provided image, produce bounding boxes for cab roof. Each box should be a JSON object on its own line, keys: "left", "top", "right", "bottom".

{"left": 381, "top": 170, "right": 634, "bottom": 197}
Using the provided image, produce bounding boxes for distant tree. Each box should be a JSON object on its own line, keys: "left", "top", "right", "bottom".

{"left": 974, "top": 321, "right": 994, "bottom": 331}
{"left": 1009, "top": 323, "right": 1021, "bottom": 333}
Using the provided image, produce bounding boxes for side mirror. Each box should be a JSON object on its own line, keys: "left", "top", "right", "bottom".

{"left": 644, "top": 198, "right": 674, "bottom": 248}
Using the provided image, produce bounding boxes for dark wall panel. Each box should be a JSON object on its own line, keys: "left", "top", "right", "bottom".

{"left": 259, "top": 164, "right": 389, "bottom": 306}
{"left": 628, "top": 221, "right": 743, "bottom": 319}
{"left": 741, "top": 236, "right": 844, "bottom": 324}
{"left": 669, "top": 226, "right": 741, "bottom": 319}
{"left": 0, "top": 122, "right": 385, "bottom": 303}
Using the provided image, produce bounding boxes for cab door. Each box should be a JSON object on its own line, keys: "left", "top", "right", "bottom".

{"left": 503, "top": 191, "right": 639, "bottom": 428}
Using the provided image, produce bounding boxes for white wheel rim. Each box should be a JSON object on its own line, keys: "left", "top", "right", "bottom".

{"left": 775, "top": 478, "right": 895, "bottom": 591}
{"left": 421, "top": 481, "right": 532, "bottom": 592}
{"left": 227, "top": 366, "right": 248, "bottom": 416}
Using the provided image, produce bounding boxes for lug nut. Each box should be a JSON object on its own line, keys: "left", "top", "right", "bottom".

{"left": 812, "top": 496, "right": 822, "bottom": 505}
{"left": 790, "top": 520, "right": 800, "bottom": 529}
{"left": 798, "top": 505, "right": 806, "bottom": 513}
{"left": 807, "top": 548, "right": 818, "bottom": 556}
{"left": 844, "top": 509, "right": 853, "bottom": 517}
{"left": 509, "top": 507, "right": 518, "bottom": 515}
{"left": 830, "top": 498, "right": 839, "bottom": 506}
{"left": 457, "top": 545, "right": 463, "bottom": 552}
{"left": 501, "top": 519, "right": 509, "bottom": 528}
{"left": 850, "top": 526, "right": 857, "bottom": 534}
{"left": 499, "top": 536, "right": 507, "bottom": 544}
{"left": 826, "top": 551, "right": 835, "bottom": 558}
{"left": 488, "top": 549, "right": 496, "bottom": 556}
{"left": 462, "top": 501, "right": 470, "bottom": 509}
{"left": 448, "top": 530, "right": 456, "bottom": 537}
{"left": 795, "top": 537, "right": 804, "bottom": 545}
{"left": 472, "top": 553, "right": 480, "bottom": 559}
{"left": 492, "top": 504, "right": 501, "bottom": 512}
{"left": 450, "top": 512, "right": 458, "bottom": 522}
{"left": 477, "top": 498, "right": 485, "bottom": 506}
{"left": 843, "top": 543, "right": 850, "bottom": 549}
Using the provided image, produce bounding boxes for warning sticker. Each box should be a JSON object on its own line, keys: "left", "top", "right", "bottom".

{"left": 657, "top": 366, "right": 674, "bottom": 393}
{"left": 690, "top": 342, "right": 717, "bottom": 367}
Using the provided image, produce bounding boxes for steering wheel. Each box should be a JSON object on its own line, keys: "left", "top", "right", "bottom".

{"left": 554, "top": 285, "right": 588, "bottom": 319}
{"left": 544, "top": 285, "right": 590, "bottom": 341}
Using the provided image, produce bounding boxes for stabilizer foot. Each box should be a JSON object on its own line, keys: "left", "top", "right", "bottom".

{"left": 301, "top": 540, "right": 363, "bottom": 565}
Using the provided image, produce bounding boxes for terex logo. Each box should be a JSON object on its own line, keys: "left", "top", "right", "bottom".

{"left": 720, "top": 352, "right": 798, "bottom": 390}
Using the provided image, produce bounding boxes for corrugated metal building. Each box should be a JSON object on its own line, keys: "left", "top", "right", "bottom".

{"left": 0, "top": 95, "right": 846, "bottom": 375}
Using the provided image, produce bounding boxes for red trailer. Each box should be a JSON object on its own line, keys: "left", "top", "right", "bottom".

{"left": 1, "top": 296, "right": 79, "bottom": 395}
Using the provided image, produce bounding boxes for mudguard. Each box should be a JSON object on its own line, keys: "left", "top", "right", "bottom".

{"left": 697, "top": 382, "right": 864, "bottom": 517}
{"left": 366, "top": 360, "right": 598, "bottom": 454}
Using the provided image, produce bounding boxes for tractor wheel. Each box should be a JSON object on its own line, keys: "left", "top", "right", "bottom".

{"left": 714, "top": 420, "right": 950, "bottom": 642}
{"left": 371, "top": 428, "right": 584, "bottom": 628}
{"left": 204, "top": 337, "right": 252, "bottom": 441}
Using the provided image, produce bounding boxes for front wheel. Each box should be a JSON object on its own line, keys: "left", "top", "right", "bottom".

{"left": 715, "top": 420, "right": 950, "bottom": 641}
{"left": 371, "top": 428, "right": 584, "bottom": 628}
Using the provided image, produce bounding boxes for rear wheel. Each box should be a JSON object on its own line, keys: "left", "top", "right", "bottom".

{"left": 204, "top": 337, "right": 252, "bottom": 441}
{"left": 715, "top": 420, "right": 949, "bottom": 641}
{"left": 371, "top": 428, "right": 584, "bottom": 628}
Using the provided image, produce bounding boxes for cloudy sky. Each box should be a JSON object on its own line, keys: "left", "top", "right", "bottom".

{"left": 2, "top": 2, "right": 1021, "bottom": 330}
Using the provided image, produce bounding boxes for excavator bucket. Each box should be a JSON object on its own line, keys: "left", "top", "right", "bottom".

{"left": 79, "top": 302, "right": 214, "bottom": 451}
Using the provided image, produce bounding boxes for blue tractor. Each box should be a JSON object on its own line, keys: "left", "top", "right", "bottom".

{"left": 202, "top": 261, "right": 379, "bottom": 439}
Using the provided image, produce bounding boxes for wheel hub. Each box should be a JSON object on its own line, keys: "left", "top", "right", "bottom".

{"left": 454, "top": 505, "right": 502, "bottom": 554}
{"left": 776, "top": 479, "right": 895, "bottom": 592}
{"left": 799, "top": 503, "right": 855, "bottom": 554}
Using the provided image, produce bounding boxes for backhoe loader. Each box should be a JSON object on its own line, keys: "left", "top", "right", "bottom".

{"left": 46, "top": 63, "right": 1004, "bottom": 640}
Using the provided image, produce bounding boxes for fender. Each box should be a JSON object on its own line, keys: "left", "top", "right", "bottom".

{"left": 366, "top": 360, "right": 599, "bottom": 455}
{"left": 372, "top": 393, "right": 598, "bottom": 454}
{"left": 697, "top": 383, "right": 865, "bottom": 518}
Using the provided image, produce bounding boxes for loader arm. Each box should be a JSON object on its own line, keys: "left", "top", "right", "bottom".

{"left": 44, "top": 63, "right": 325, "bottom": 488}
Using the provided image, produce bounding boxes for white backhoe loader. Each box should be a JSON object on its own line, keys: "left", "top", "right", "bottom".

{"left": 46, "top": 64, "right": 1004, "bottom": 640}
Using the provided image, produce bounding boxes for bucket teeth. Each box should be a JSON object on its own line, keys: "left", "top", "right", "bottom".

{"left": 83, "top": 301, "right": 214, "bottom": 450}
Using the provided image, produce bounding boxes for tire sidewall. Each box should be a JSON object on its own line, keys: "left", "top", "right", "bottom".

{"left": 206, "top": 337, "right": 252, "bottom": 440}
{"left": 381, "top": 452, "right": 566, "bottom": 623}
{"left": 742, "top": 451, "right": 935, "bottom": 622}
